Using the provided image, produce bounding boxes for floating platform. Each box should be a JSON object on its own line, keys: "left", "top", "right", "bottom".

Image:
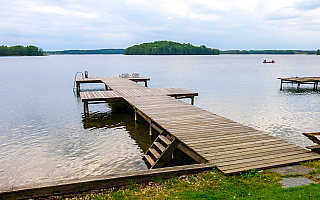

{"left": 278, "top": 77, "right": 320, "bottom": 90}
{"left": 76, "top": 76, "right": 320, "bottom": 174}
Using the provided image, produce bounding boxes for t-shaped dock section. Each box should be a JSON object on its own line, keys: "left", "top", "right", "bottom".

{"left": 76, "top": 76, "right": 320, "bottom": 174}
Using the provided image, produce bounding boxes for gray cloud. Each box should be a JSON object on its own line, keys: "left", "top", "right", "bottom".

{"left": 0, "top": 0, "right": 319, "bottom": 50}
{"left": 295, "top": 0, "right": 320, "bottom": 10}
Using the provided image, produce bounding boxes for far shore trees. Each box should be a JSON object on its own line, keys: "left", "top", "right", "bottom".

{"left": 0, "top": 45, "right": 44, "bottom": 56}
{"left": 125, "top": 41, "right": 220, "bottom": 55}
{"left": 317, "top": 49, "right": 320, "bottom": 55}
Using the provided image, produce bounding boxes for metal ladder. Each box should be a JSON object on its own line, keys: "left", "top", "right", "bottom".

{"left": 73, "top": 72, "right": 84, "bottom": 91}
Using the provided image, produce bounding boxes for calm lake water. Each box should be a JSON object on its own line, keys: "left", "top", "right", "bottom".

{"left": 0, "top": 54, "right": 320, "bottom": 188}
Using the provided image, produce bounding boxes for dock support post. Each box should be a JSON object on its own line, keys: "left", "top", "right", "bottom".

{"left": 314, "top": 82, "right": 318, "bottom": 91}
{"left": 280, "top": 79, "right": 283, "bottom": 90}
{"left": 149, "top": 124, "right": 152, "bottom": 136}
{"left": 105, "top": 85, "right": 109, "bottom": 91}
{"left": 191, "top": 97, "right": 194, "bottom": 105}
{"left": 297, "top": 82, "right": 301, "bottom": 90}
{"left": 84, "top": 101, "right": 89, "bottom": 114}
{"left": 76, "top": 82, "right": 81, "bottom": 93}
{"left": 145, "top": 81, "right": 148, "bottom": 87}
{"left": 134, "top": 109, "right": 137, "bottom": 121}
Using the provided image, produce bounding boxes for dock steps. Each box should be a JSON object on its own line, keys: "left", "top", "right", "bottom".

{"left": 302, "top": 132, "right": 320, "bottom": 153}
{"left": 143, "top": 132, "right": 180, "bottom": 169}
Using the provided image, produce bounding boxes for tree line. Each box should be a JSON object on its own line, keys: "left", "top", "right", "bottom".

{"left": 221, "top": 50, "right": 318, "bottom": 55}
{"left": 317, "top": 49, "right": 320, "bottom": 55}
{"left": 125, "top": 41, "right": 220, "bottom": 55}
{"left": 0, "top": 45, "right": 44, "bottom": 56}
{"left": 45, "top": 49, "right": 125, "bottom": 55}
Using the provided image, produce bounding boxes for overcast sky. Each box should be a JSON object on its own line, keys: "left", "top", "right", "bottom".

{"left": 0, "top": 0, "right": 319, "bottom": 50}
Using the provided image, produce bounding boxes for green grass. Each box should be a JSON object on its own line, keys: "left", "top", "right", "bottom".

{"left": 43, "top": 161, "right": 320, "bottom": 200}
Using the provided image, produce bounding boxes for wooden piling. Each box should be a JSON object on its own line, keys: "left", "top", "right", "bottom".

{"left": 83, "top": 101, "right": 89, "bottom": 114}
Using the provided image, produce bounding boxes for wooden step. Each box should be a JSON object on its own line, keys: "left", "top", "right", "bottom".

{"left": 306, "top": 145, "right": 320, "bottom": 153}
{"left": 143, "top": 154, "right": 155, "bottom": 166}
{"left": 159, "top": 135, "right": 171, "bottom": 145}
{"left": 151, "top": 138, "right": 180, "bottom": 169}
{"left": 149, "top": 148, "right": 161, "bottom": 159}
{"left": 306, "top": 145, "right": 320, "bottom": 149}
{"left": 154, "top": 142, "right": 166, "bottom": 152}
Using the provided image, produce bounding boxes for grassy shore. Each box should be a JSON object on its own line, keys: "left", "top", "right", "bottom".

{"left": 45, "top": 161, "right": 320, "bottom": 200}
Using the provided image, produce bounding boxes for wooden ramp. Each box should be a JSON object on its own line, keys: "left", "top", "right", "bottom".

{"left": 76, "top": 76, "right": 320, "bottom": 174}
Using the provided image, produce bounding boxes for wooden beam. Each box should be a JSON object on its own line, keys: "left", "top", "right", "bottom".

{"left": 303, "top": 133, "right": 320, "bottom": 144}
{"left": 151, "top": 123, "right": 163, "bottom": 133}
{"left": 177, "top": 143, "right": 208, "bottom": 164}
{"left": 135, "top": 108, "right": 151, "bottom": 123}
{"left": 0, "top": 163, "right": 216, "bottom": 200}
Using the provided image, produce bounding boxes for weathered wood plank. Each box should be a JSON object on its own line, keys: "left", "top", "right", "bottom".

{"left": 221, "top": 153, "right": 320, "bottom": 174}
{"left": 218, "top": 150, "right": 314, "bottom": 168}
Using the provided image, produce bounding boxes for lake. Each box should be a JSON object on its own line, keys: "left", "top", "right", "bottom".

{"left": 0, "top": 54, "right": 320, "bottom": 188}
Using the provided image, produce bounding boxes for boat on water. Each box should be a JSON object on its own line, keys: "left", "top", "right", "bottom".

{"left": 263, "top": 60, "right": 275, "bottom": 63}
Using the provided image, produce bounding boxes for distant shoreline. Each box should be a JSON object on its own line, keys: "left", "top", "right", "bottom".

{"left": 45, "top": 49, "right": 125, "bottom": 55}
{"left": 44, "top": 49, "right": 318, "bottom": 55}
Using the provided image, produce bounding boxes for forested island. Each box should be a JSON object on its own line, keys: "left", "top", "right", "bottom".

{"left": 45, "top": 49, "right": 125, "bottom": 55}
{"left": 125, "top": 41, "right": 220, "bottom": 55}
{"left": 0, "top": 45, "right": 44, "bottom": 56}
{"left": 221, "top": 50, "right": 318, "bottom": 55}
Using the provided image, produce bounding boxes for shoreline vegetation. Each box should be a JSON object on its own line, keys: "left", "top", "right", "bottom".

{"left": 45, "top": 49, "right": 125, "bottom": 55}
{"left": 221, "top": 49, "right": 318, "bottom": 55}
{"left": 0, "top": 45, "right": 44, "bottom": 56}
{"left": 1, "top": 43, "right": 319, "bottom": 56}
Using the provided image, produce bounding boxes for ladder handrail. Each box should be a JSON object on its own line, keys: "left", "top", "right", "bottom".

{"left": 73, "top": 72, "right": 84, "bottom": 91}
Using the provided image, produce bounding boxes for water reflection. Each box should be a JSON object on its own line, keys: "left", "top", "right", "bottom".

{"left": 280, "top": 88, "right": 320, "bottom": 94}
{"left": 81, "top": 102, "right": 153, "bottom": 152}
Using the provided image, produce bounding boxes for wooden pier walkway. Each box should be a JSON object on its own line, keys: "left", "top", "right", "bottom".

{"left": 76, "top": 76, "right": 320, "bottom": 174}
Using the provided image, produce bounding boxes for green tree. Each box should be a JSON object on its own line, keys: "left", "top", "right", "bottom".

{"left": 125, "top": 41, "right": 220, "bottom": 55}
{"left": 26, "top": 45, "right": 39, "bottom": 56}
{"left": 0, "top": 45, "right": 9, "bottom": 56}
{"left": 10, "top": 45, "right": 26, "bottom": 56}
{"left": 317, "top": 49, "right": 320, "bottom": 55}
{"left": 0, "top": 45, "right": 44, "bottom": 56}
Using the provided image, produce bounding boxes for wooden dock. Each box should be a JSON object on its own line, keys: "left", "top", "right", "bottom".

{"left": 278, "top": 77, "right": 320, "bottom": 90}
{"left": 76, "top": 76, "right": 320, "bottom": 174}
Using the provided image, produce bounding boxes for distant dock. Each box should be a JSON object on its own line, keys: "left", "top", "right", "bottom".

{"left": 76, "top": 76, "right": 320, "bottom": 174}
{"left": 278, "top": 77, "right": 320, "bottom": 90}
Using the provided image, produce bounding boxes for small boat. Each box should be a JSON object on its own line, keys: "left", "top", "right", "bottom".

{"left": 263, "top": 60, "right": 275, "bottom": 63}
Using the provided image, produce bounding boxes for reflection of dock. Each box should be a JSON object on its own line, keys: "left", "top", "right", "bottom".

{"left": 81, "top": 111, "right": 153, "bottom": 152}
{"left": 76, "top": 76, "right": 320, "bottom": 174}
{"left": 278, "top": 77, "right": 320, "bottom": 90}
